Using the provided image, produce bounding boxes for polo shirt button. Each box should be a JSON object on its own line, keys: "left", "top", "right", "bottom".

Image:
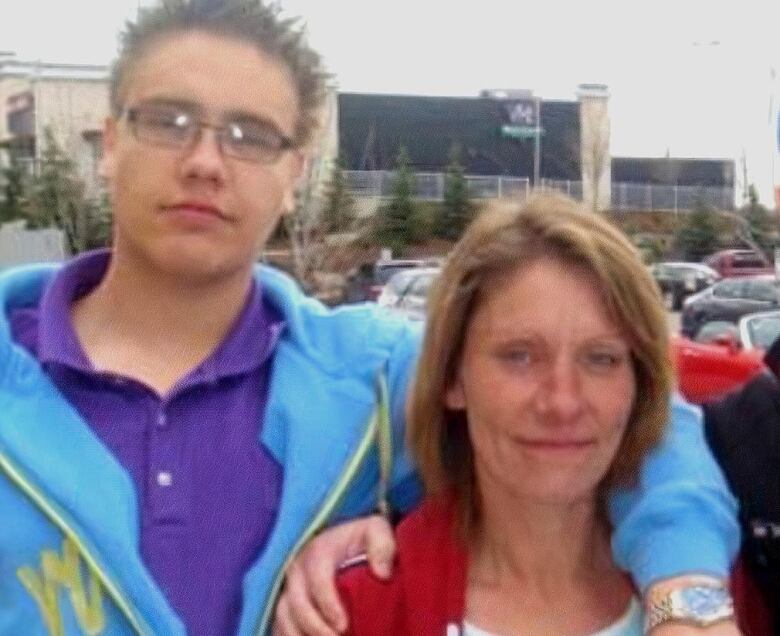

{"left": 156, "top": 471, "right": 173, "bottom": 487}
{"left": 156, "top": 412, "right": 167, "bottom": 429}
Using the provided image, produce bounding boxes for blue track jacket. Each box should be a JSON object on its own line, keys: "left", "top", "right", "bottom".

{"left": 0, "top": 263, "right": 739, "bottom": 636}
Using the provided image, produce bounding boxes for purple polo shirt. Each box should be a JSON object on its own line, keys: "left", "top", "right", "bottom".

{"left": 10, "top": 250, "right": 285, "bottom": 636}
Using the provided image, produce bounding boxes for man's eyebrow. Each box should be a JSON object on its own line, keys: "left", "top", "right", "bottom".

{"left": 224, "top": 109, "right": 287, "bottom": 131}
{"left": 136, "top": 96, "right": 200, "bottom": 111}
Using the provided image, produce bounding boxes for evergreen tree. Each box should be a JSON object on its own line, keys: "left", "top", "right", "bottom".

{"left": 675, "top": 195, "right": 720, "bottom": 261}
{"left": 741, "top": 184, "right": 774, "bottom": 255}
{"left": 0, "top": 153, "right": 29, "bottom": 224}
{"left": 321, "top": 156, "right": 355, "bottom": 233}
{"left": 435, "top": 144, "right": 475, "bottom": 240}
{"left": 374, "top": 146, "right": 418, "bottom": 254}
{"left": 27, "top": 128, "right": 111, "bottom": 253}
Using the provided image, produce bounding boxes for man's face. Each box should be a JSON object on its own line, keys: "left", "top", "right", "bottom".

{"left": 103, "top": 30, "right": 304, "bottom": 281}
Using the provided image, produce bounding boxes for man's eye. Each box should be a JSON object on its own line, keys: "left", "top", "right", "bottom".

{"left": 230, "top": 123, "right": 282, "bottom": 149}
{"left": 143, "top": 110, "right": 190, "bottom": 129}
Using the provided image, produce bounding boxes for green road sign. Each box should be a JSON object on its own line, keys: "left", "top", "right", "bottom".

{"left": 501, "top": 125, "right": 545, "bottom": 139}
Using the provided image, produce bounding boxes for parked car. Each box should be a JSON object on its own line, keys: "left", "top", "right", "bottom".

{"left": 702, "top": 249, "right": 773, "bottom": 278}
{"left": 379, "top": 267, "right": 440, "bottom": 320}
{"left": 672, "top": 333, "right": 765, "bottom": 403}
{"left": 680, "top": 275, "right": 780, "bottom": 338}
{"left": 693, "top": 311, "right": 780, "bottom": 350}
{"left": 673, "top": 310, "right": 780, "bottom": 403}
{"left": 343, "top": 258, "right": 438, "bottom": 303}
{"left": 649, "top": 262, "right": 719, "bottom": 310}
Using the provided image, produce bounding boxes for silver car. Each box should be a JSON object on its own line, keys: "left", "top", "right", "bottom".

{"left": 378, "top": 267, "right": 440, "bottom": 320}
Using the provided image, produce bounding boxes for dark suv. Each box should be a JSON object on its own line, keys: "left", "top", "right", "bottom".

{"left": 681, "top": 275, "right": 780, "bottom": 338}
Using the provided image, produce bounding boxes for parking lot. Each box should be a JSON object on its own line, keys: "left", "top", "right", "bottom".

{"left": 667, "top": 310, "right": 681, "bottom": 334}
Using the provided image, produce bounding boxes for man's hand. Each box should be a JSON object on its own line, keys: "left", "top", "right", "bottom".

{"left": 273, "top": 515, "right": 396, "bottom": 636}
{"left": 650, "top": 623, "right": 740, "bottom": 636}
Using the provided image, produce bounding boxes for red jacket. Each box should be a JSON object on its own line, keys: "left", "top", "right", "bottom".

{"left": 337, "top": 496, "right": 466, "bottom": 635}
{"left": 338, "top": 497, "right": 769, "bottom": 636}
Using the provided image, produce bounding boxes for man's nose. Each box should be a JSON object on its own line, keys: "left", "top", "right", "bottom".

{"left": 179, "top": 126, "right": 228, "bottom": 185}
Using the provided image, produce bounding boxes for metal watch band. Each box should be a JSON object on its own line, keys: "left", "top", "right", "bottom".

{"left": 645, "top": 583, "right": 734, "bottom": 632}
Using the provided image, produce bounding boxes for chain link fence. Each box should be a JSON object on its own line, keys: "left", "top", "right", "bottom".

{"left": 345, "top": 170, "right": 531, "bottom": 202}
{"left": 346, "top": 170, "right": 736, "bottom": 212}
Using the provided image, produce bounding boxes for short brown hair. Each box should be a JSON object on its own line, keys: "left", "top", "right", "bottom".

{"left": 110, "top": 0, "right": 328, "bottom": 144}
{"left": 407, "top": 194, "right": 673, "bottom": 532}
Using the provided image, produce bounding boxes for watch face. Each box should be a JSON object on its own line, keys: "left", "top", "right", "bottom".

{"left": 679, "top": 586, "right": 730, "bottom": 618}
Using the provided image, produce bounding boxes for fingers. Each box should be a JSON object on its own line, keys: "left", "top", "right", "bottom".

{"left": 274, "top": 565, "right": 340, "bottom": 636}
{"left": 362, "top": 515, "right": 396, "bottom": 580}
{"left": 272, "top": 593, "right": 303, "bottom": 636}
{"left": 298, "top": 543, "right": 349, "bottom": 632}
{"left": 273, "top": 514, "right": 398, "bottom": 635}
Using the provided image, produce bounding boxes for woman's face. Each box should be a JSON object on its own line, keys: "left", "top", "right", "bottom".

{"left": 445, "top": 257, "right": 637, "bottom": 505}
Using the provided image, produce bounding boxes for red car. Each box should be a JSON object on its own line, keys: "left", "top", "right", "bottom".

{"left": 674, "top": 310, "right": 780, "bottom": 402}
{"left": 672, "top": 335, "right": 764, "bottom": 403}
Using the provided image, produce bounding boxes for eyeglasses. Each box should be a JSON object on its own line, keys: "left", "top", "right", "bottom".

{"left": 123, "top": 102, "right": 297, "bottom": 164}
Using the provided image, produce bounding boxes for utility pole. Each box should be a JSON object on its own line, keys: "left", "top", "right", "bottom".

{"left": 533, "top": 96, "right": 541, "bottom": 186}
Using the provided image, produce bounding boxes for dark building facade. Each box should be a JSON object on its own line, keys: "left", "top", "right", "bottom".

{"left": 338, "top": 92, "right": 735, "bottom": 190}
{"left": 611, "top": 157, "right": 734, "bottom": 187}
{"left": 338, "top": 92, "right": 580, "bottom": 181}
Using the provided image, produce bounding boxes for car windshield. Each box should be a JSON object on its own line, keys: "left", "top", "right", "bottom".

{"left": 694, "top": 321, "right": 738, "bottom": 345}
{"left": 745, "top": 315, "right": 780, "bottom": 350}
{"left": 375, "top": 263, "right": 422, "bottom": 285}
{"left": 385, "top": 270, "right": 418, "bottom": 293}
{"left": 407, "top": 273, "right": 437, "bottom": 299}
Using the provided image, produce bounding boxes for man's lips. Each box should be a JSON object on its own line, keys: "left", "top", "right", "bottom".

{"left": 162, "top": 203, "right": 230, "bottom": 222}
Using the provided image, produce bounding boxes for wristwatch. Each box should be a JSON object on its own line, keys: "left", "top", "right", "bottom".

{"left": 645, "top": 583, "right": 734, "bottom": 632}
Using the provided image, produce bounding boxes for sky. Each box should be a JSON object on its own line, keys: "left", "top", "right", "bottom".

{"left": 1, "top": 0, "right": 778, "bottom": 201}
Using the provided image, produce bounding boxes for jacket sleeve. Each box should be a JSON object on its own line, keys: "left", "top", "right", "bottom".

{"left": 384, "top": 321, "right": 424, "bottom": 514}
{"left": 607, "top": 393, "right": 740, "bottom": 592}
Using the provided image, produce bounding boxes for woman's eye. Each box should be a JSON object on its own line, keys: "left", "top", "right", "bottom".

{"left": 500, "top": 349, "right": 532, "bottom": 365}
{"left": 585, "top": 350, "right": 625, "bottom": 369}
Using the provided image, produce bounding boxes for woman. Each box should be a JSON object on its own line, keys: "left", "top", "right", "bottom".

{"left": 337, "top": 194, "right": 675, "bottom": 635}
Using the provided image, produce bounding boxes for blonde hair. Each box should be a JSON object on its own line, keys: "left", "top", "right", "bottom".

{"left": 407, "top": 193, "right": 673, "bottom": 533}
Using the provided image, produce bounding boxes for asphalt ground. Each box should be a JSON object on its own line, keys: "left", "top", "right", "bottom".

{"left": 667, "top": 310, "right": 681, "bottom": 334}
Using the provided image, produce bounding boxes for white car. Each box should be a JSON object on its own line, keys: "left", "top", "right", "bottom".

{"left": 694, "top": 310, "right": 780, "bottom": 352}
{"left": 378, "top": 267, "right": 440, "bottom": 320}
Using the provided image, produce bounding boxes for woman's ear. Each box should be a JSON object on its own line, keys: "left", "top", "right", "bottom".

{"left": 444, "top": 376, "right": 466, "bottom": 410}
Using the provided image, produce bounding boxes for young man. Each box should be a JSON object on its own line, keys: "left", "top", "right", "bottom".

{"left": 0, "top": 1, "right": 738, "bottom": 635}
{"left": 704, "top": 336, "right": 780, "bottom": 634}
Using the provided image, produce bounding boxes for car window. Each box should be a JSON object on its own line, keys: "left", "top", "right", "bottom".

{"left": 745, "top": 315, "right": 780, "bottom": 350}
{"left": 375, "top": 264, "right": 415, "bottom": 285}
{"left": 385, "top": 270, "right": 416, "bottom": 294}
{"left": 694, "top": 321, "right": 738, "bottom": 345}
{"left": 742, "top": 280, "right": 778, "bottom": 302}
{"left": 652, "top": 265, "right": 667, "bottom": 277}
{"left": 712, "top": 279, "right": 745, "bottom": 299}
{"left": 406, "top": 273, "right": 436, "bottom": 299}
{"left": 733, "top": 253, "right": 768, "bottom": 268}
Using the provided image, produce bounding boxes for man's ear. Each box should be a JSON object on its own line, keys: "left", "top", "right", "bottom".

{"left": 281, "top": 152, "right": 307, "bottom": 215}
{"left": 99, "top": 117, "right": 118, "bottom": 181}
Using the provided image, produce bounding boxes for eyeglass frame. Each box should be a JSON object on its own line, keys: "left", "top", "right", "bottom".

{"left": 119, "top": 100, "right": 298, "bottom": 164}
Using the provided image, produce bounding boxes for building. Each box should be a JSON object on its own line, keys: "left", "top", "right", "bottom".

{"left": 0, "top": 52, "right": 110, "bottom": 195}
{"left": 338, "top": 90, "right": 580, "bottom": 181}
{"left": 337, "top": 88, "right": 736, "bottom": 211}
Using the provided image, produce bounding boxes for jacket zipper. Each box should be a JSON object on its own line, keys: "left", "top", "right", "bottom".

{"left": 0, "top": 452, "right": 151, "bottom": 636}
{"left": 253, "top": 406, "right": 382, "bottom": 635}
